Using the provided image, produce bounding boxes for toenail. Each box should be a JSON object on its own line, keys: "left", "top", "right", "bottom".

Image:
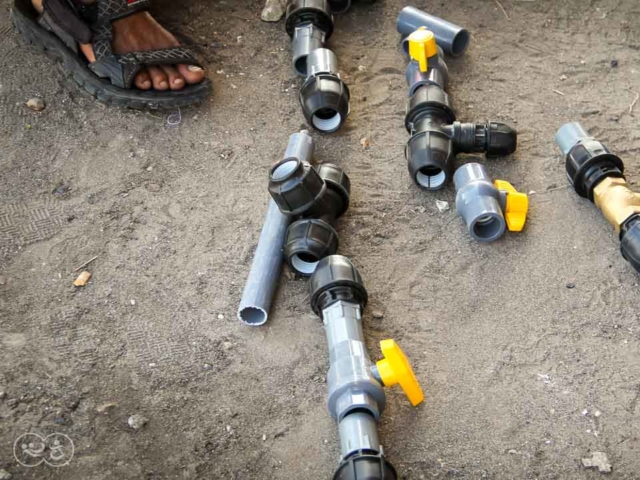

{"left": 188, "top": 65, "right": 204, "bottom": 72}
{"left": 160, "top": 81, "right": 168, "bottom": 88}
{"left": 174, "top": 78, "right": 184, "bottom": 85}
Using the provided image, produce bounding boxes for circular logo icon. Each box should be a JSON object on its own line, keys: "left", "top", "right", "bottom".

{"left": 14, "top": 433, "right": 75, "bottom": 468}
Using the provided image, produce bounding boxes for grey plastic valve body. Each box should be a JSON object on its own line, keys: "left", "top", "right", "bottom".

{"left": 454, "top": 163, "right": 507, "bottom": 242}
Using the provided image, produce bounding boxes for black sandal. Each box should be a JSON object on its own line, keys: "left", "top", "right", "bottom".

{"left": 11, "top": 0, "right": 212, "bottom": 109}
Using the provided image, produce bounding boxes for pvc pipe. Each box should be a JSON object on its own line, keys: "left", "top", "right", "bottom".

{"left": 237, "top": 131, "right": 315, "bottom": 326}
{"left": 555, "top": 122, "right": 591, "bottom": 156}
{"left": 397, "top": 6, "right": 470, "bottom": 57}
{"left": 291, "top": 23, "right": 327, "bottom": 77}
{"left": 237, "top": 200, "right": 291, "bottom": 326}
{"left": 338, "top": 411, "right": 381, "bottom": 459}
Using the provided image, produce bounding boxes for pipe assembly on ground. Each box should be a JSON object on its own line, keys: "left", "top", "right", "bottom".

{"left": 555, "top": 122, "right": 640, "bottom": 273}
{"left": 309, "top": 255, "right": 423, "bottom": 480}
{"left": 269, "top": 145, "right": 350, "bottom": 276}
{"left": 400, "top": 23, "right": 517, "bottom": 190}
{"left": 237, "top": 131, "right": 316, "bottom": 325}
{"left": 286, "top": 0, "right": 376, "bottom": 132}
{"left": 454, "top": 163, "right": 528, "bottom": 242}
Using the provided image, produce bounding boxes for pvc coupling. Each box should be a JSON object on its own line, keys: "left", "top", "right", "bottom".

{"left": 397, "top": 6, "right": 470, "bottom": 58}
{"left": 454, "top": 163, "right": 528, "bottom": 242}
{"left": 269, "top": 154, "right": 350, "bottom": 276}
{"left": 237, "top": 131, "right": 316, "bottom": 326}
{"left": 286, "top": 0, "right": 350, "bottom": 133}
{"left": 309, "top": 255, "right": 423, "bottom": 480}
{"left": 403, "top": 28, "right": 517, "bottom": 190}
{"left": 555, "top": 122, "right": 640, "bottom": 273}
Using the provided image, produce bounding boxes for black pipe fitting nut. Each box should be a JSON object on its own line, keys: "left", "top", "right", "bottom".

{"left": 300, "top": 74, "right": 350, "bottom": 134}
{"left": 564, "top": 138, "right": 624, "bottom": 201}
{"left": 332, "top": 452, "right": 397, "bottom": 480}
{"left": 286, "top": 0, "right": 334, "bottom": 39}
{"left": 268, "top": 158, "right": 327, "bottom": 216}
{"left": 621, "top": 215, "right": 640, "bottom": 273}
{"left": 284, "top": 163, "right": 351, "bottom": 276}
{"left": 310, "top": 255, "right": 368, "bottom": 317}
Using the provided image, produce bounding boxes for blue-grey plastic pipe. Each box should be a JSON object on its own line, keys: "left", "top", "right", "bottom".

{"left": 237, "top": 131, "right": 315, "bottom": 326}
{"left": 555, "top": 122, "right": 591, "bottom": 156}
{"left": 397, "top": 6, "right": 470, "bottom": 57}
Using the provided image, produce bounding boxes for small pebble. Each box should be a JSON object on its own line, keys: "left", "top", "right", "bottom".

{"left": 222, "top": 341, "right": 233, "bottom": 351}
{"left": 560, "top": 74, "right": 568, "bottom": 81}
{"left": 358, "top": 65, "right": 366, "bottom": 72}
{"left": 226, "top": 425, "right": 234, "bottom": 434}
{"left": 566, "top": 282, "right": 576, "bottom": 289}
{"left": 262, "top": 434, "right": 267, "bottom": 441}
{"left": 436, "top": 200, "right": 450, "bottom": 213}
{"left": 610, "top": 59, "right": 618, "bottom": 68}
{"left": 372, "top": 311, "right": 384, "bottom": 319}
{"left": 130, "top": 299, "right": 136, "bottom": 306}
{"left": 0, "top": 391, "right": 6, "bottom": 400}
{"left": 0, "top": 276, "right": 5, "bottom": 286}
{"left": 0, "top": 469, "right": 12, "bottom": 480}
{"left": 146, "top": 165, "right": 154, "bottom": 172}
{"left": 204, "top": 363, "right": 213, "bottom": 370}
{"left": 26, "top": 97, "right": 45, "bottom": 111}
{"left": 594, "top": 410, "right": 602, "bottom": 417}
{"left": 582, "top": 409, "right": 589, "bottom": 416}
{"left": 217, "top": 314, "right": 225, "bottom": 320}
{"left": 96, "top": 402, "right": 118, "bottom": 414}
{"left": 147, "top": 183, "right": 161, "bottom": 193}
{"left": 128, "top": 414, "right": 148, "bottom": 430}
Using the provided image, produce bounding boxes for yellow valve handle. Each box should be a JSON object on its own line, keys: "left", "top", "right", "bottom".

{"left": 408, "top": 28, "right": 438, "bottom": 73}
{"left": 376, "top": 339, "right": 424, "bottom": 406}
{"left": 494, "top": 180, "right": 529, "bottom": 232}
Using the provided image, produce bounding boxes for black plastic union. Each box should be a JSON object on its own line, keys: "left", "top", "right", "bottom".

{"left": 268, "top": 158, "right": 327, "bottom": 216}
{"left": 484, "top": 122, "right": 518, "bottom": 156}
{"left": 620, "top": 214, "right": 640, "bottom": 274}
{"left": 286, "top": 0, "right": 334, "bottom": 39}
{"left": 405, "top": 84, "right": 455, "bottom": 132}
{"left": 309, "top": 255, "right": 368, "bottom": 317}
{"left": 565, "top": 138, "right": 625, "bottom": 201}
{"left": 332, "top": 452, "right": 398, "bottom": 480}
{"left": 300, "top": 74, "right": 350, "bottom": 134}
{"left": 284, "top": 164, "right": 351, "bottom": 276}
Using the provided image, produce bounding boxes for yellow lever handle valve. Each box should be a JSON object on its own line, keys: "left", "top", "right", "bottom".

{"left": 494, "top": 180, "right": 529, "bottom": 232}
{"left": 376, "top": 339, "right": 424, "bottom": 406}
{"left": 407, "top": 28, "right": 438, "bottom": 73}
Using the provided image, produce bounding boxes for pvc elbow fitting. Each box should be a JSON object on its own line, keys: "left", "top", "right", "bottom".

{"left": 555, "top": 122, "right": 640, "bottom": 273}
{"left": 397, "top": 6, "right": 470, "bottom": 57}
{"left": 300, "top": 48, "right": 350, "bottom": 133}
{"left": 454, "top": 163, "right": 528, "bottom": 242}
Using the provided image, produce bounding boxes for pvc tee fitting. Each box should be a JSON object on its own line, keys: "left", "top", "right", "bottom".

{"left": 269, "top": 156, "right": 350, "bottom": 276}
{"left": 309, "top": 255, "right": 423, "bottom": 480}
{"left": 555, "top": 122, "right": 640, "bottom": 273}
{"left": 397, "top": 6, "right": 470, "bottom": 58}
{"left": 403, "top": 29, "right": 517, "bottom": 190}
{"left": 454, "top": 163, "right": 528, "bottom": 242}
{"left": 237, "top": 131, "right": 315, "bottom": 326}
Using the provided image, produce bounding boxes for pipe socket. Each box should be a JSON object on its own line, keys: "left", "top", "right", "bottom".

{"left": 397, "top": 6, "right": 470, "bottom": 57}
{"left": 454, "top": 163, "right": 528, "bottom": 242}
{"left": 237, "top": 131, "right": 315, "bottom": 326}
{"left": 555, "top": 122, "right": 640, "bottom": 273}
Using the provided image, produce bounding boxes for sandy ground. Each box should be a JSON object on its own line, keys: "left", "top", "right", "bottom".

{"left": 1, "top": 0, "right": 640, "bottom": 478}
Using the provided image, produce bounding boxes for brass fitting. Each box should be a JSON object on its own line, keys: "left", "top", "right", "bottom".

{"left": 594, "top": 177, "right": 640, "bottom": 234}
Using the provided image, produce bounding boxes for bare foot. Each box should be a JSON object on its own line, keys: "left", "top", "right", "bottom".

{"left": 32, "top": 0, "right": 205, "bottom": 91}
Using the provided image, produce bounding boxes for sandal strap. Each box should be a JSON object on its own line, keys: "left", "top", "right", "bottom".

{"left": 117, "top": 47, "right": 199, "bottom": 66}
{"left": 41, "top": 0, "right": 92, "bottom": 44}
{"left": 90, "top": 46, "right": 202, "bottom": 89}
{"left": 96, "top": 0, "right": 150, "bottom": 24}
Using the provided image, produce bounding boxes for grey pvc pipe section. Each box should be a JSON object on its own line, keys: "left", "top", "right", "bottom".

{"left": 237, "top": 200, "right": 290, "bottom": 326}
{"left": 338, "top": 411, "right": 381, "bottom": 459}
{"left": 292, "top": 23, "right": 327, "bottom": 78}
{"left": 307, "top": 47, "right": 339, "bottom": 77}
{"left": 397, "top": 6, "right": 470, "bottom": 57}
{"left": 555, "top": 122, "right": 591, "bottom": 156}
{"left": 454, "top": 163, "right": 507, "bottom": 243}
{"left": 237, "top": 131, "right": 315, "bottom": 326}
